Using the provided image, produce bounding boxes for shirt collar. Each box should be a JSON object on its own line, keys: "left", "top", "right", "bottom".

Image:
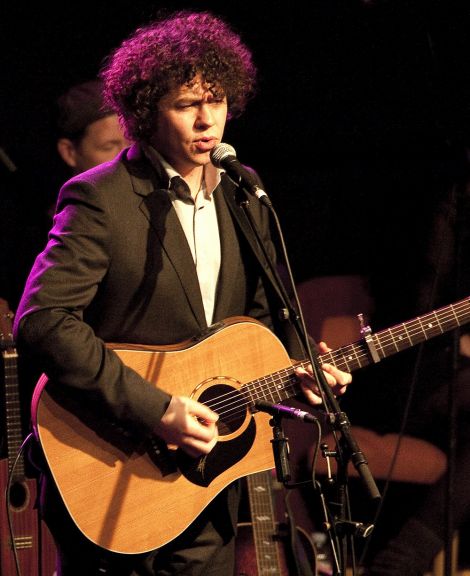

{"left": 142, "top": 143, "right": 223, "bottom": 200}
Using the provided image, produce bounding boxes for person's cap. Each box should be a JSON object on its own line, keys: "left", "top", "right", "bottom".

{"left": 56, "top": 79, "right": 115, "bottom": 139}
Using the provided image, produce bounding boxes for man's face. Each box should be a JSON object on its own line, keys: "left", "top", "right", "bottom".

{"left": 150, "top": 74, "right": 228, "bottom": 177}
{"left": 67, "top": 114, "right": 131, "bottom": 173}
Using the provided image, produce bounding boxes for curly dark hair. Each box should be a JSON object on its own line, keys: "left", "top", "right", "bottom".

{"left": 100, "top": 10, "right": 257, "bottom": 142}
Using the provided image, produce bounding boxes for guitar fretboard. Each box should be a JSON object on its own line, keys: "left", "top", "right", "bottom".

{"left": 1, "top": 313, "right": 24, "bottom": 478}
{"left": 320, "top": 296, "right": 470, "bottom": 373}
{"left": 242, "top": 296, "right": 470, "bottom": 409}
{"left": 4, "top": 351, "right": 24, "bottom": 477}
{"left": 247, "top": 471, "right": 283, "bottom": 576}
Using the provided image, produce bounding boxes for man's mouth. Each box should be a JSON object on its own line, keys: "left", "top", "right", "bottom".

{"left": 194, "top": 137, "right": 217, "bottom": 152}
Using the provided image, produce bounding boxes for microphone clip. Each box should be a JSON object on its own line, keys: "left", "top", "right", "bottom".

{"left": 255, "top": 399, "right": 317, "bottom": 423}
{"left": 266, "top": 409, "right": 292, "bottom": 484}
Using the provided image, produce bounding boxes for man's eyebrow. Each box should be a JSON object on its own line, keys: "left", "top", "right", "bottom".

{"left": 174, "top": 94, "right": 203, "bottom": 104}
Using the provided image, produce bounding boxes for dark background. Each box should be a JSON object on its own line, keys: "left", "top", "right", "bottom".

{"left": 2, "top": 0, "right": 470, "bottom": 437}
{"left": 2, "top": 1, "right": 469, "bottom": 309}
{"left": 1, "top": 1, "right": 470, "bottom": 562}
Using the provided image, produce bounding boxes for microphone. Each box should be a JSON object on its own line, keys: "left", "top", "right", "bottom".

{"left": 210, "top": 143, "right": 272, "bottom": 207}
{"left": 254, "top": 400, "right": 317, "bottom": 423}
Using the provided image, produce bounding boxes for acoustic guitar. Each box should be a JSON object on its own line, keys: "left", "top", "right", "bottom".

{"left": 0, "top": 303, "right": 56, "bottom": 575}
{"left": 32, "top": 297, "right": 470, "bottom": 554}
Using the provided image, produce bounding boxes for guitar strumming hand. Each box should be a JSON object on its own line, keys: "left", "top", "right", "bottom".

{"left": 154, "top": 396, "right": 220, "bottom": 458}
{"left": 157, "top": 344, "right": 351, "bottom": 458}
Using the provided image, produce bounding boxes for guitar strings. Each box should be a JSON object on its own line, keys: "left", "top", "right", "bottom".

{"left": 201, "top": 299, "right": 470, "bottom": 426}
{"left": 204, "top": 366, "right": 299, "bottom": 424}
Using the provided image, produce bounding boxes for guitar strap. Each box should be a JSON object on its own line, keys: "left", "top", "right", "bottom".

{"left": 220, "top": 178, "right": 310, "bottom": 359}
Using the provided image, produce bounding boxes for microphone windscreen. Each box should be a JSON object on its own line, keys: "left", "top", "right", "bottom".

{"left": 210, "top": 142, "right": 237, "bottom": 167}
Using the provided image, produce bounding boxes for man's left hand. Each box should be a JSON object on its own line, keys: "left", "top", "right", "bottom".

{"left": 295, "top": 341, "right": 352, "bottom": 405}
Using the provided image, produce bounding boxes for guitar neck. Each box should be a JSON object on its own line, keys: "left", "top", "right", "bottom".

{"left": 320, "top": 296, "right": 470, "bottom": 373}
{"left": 3, "top": 351, "right": 24, "bottom": 477}
{"left": 246, "top": 471, "right": 283, "bottom": 576}
{"left": 1, "top": 310, "right": 25, "bottom": 478}
{"left": 243, "top": 296, "right": 470, "bottom": 407}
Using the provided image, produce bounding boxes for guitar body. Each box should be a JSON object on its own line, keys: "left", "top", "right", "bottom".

{"left": 34, "top": 318, "right": 292, "bottom": 554}
{"left": 0, "top": 458, "right": 37, "bottom": 575}
{"left": 32, "top": 297, "right": 470, "bottom": 555}
{"left": 0, "top": 460, "right": 57, "bottom": 576}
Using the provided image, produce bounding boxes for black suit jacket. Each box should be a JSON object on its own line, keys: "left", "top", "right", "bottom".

{"left": 14, "top": 143, "right": 304, "bottom": 435}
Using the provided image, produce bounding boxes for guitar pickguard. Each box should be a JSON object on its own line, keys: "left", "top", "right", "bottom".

{"left": 177, "top": 417, "right": 256, "bottom": 487}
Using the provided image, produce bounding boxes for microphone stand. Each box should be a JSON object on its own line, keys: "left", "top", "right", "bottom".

{"left": 234, "top": 184, "right": 380, "bottom": 574}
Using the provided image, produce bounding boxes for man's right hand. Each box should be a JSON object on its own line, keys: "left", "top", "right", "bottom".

{"left": 153, "top": 396, "right": 219, "bottom": 458}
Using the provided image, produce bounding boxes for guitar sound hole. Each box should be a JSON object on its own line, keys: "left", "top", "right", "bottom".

{"left": 199, "top": 384, "right": 246, "bottom": 435}
{"left": 9, "top": 481, "right": 28, "bottom": 509}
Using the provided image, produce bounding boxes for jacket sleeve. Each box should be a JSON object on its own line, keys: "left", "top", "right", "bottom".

{"left": 13, "top": 177, "right": 171, "bottom": 436}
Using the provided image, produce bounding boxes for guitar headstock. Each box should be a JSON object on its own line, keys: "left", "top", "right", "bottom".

{"left": 0, "top": 298, "right": 15, "bottom": 353}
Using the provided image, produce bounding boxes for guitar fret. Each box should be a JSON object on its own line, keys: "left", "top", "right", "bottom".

{"left": 416, "top": 316, "right": 428, "bottom": 340}
{"left": 255, "top": 514, "right": 273, "bottom": 522}
{"left": 336, "top": 348, "right": 352, "bottom": 372}
{"left": 387, "top": 327, "right": 400, "bottom": 352}
{"left": 401, "top": 322, "right": 413, "bottom": 346}
{"left": 391, "top": 326, "right": 410, "bottom": 350}
{"left": 432, "top": 311, "right": 444, "bottom": 333}
{"left": 381, "top": 329, "right": 404, "bottom": 355}
{"left": 449, "top": 303, "right": 460, "bottom": 325}
{"left": 263, "top": 377, "right": 274, "bottom": 403}
{"left": 2, "top": 351, "right": 17, "bottom": 359}
{"left": 5, "top": 432, "right": 22, "bottom": 440}
{"left": 267, "top": 375, "right": 280, "bottom": 403}
{"left": 325, "top": 345, "right": 365, "bottom": 372}
{"left": 12, "top": 536, "right": 33, "bottom": 549}
{"left": 441, "top": 315, "right": 457, "bottom": 331}
{"left": 371, "top": 333, "right": 384, "bottom": 359}
{"left": 350, "top": 344, "right": 364, "bottom": 368}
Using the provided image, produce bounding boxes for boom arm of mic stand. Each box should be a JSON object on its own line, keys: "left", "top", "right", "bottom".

{"left": 237, "top": 192, "right": 381, "bottom": 503}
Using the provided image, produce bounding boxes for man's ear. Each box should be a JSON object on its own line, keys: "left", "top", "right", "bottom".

{"left": 57, "top": 138, "right": 78, "bottom": 168}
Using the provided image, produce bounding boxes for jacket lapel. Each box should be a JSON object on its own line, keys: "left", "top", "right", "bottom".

{"left": 126, "top": 144, "right": 207, "bottom": 328}
{"left": 212, "top": 188, "right": 244, "bottom": 321}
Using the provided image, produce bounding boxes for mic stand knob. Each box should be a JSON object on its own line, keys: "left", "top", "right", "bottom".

{"left": 321, "top": 442, "right": 337, "bottom": 485}
{"left": 335, "top": 520, "right": 375, "bottom": 539}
